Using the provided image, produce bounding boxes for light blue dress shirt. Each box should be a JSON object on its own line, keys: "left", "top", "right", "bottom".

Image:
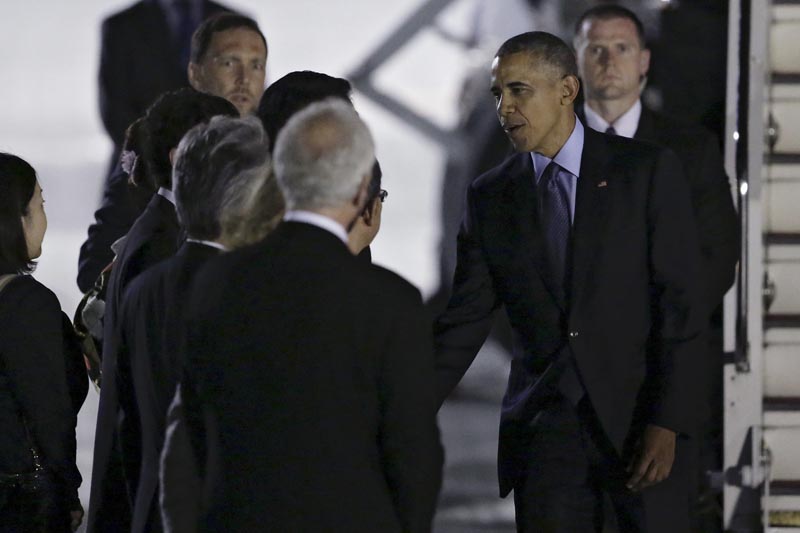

{"left": 530, "top": 117, "right": 584, "bottom": 224}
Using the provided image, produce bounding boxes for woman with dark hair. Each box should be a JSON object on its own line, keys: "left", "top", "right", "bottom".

{"left": 0, "top": 153, "right": 88, "bottom": 532}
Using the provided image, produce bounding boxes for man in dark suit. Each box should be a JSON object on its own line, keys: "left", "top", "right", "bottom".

{"left": 99, "top": 0, "right": 232, "bottom": 164}
{"left": 434, "top": 32, "right": 707, "bottom": 531}
{"left": 180, "top": 99, "right": 443, "bottom": 532}
{"left": 80, "top": 11, "right": 268, "bottom": 291}
{"left": 86, "top": 89, "right": 237, "bottom": 533}
{"left": 118, "top": 115, "right": 283, "bottom": 533}
{"left": 573, "top": 7, "right": 739, "bottom": 529}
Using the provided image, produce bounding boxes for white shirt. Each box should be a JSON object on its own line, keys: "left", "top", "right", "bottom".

{"left": 185, "top": 238, "right": 227, "bottom": 252}
{"left": 283, "top": 210, "right": 349, "bottom": 245}
{"left": 582, "top": 99, "right": 642, "bottom": 139}
{"left": 158, "top": 187, "right": 176, "bottom": 205}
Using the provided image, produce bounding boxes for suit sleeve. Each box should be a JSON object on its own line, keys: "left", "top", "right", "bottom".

{"left": 3, "top": 280, "right": 81, "bottom": 508}
{"left": 646, "top": 148, "right": 707, "bottom": 435}
{"left": 433, "top": 183, "right": 500, "bottom": 406}
{"left": 691, "top": 132, "right": 740, "bottom": 311}
{"left": 379, "top": 287, "right": 443, "bottom": 533}
{"left": 77, "top": 165, "right": 151, "bottom": 292}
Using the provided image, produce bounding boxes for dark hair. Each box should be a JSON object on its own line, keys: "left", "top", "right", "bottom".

{"left": 574, "top": 5, "right": 646, "bottom": 48}
{"left": 257, "top": 71, "right": 353, "bottom": 151}
{"left": 0, "top": 153, "right": 37, "bottom": 274}
{"left": 190, "top": 13, "right": 267, "bottom": 64}
{"left": 363, "top": 160, "right": 382, "bottom": 211}
{"left": 496, "top": 31, "right": 578, "bottom": 79}
{"left": 140, "top": 88, "right": 238, "bottom": 190}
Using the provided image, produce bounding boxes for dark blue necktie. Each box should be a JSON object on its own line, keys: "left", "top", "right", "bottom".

{"left": 539, "top": 162, "right": 571, "bottom": 292}
{"left": 605, "top": 125, "right": 617, "bottom": 136}
{"left": 175, "top": 0, "right": 195, "bottom": 68}
{"left": 539, "top": 162, "right": 584, "bottom": 404}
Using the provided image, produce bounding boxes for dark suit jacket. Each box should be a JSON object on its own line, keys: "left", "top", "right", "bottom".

{"left": 87, "top": 193, "right": 180, "bottom": 533}
{"left": 0, "top": 276, "right": 86, "bottom": 512}
{"left": 77, "top": 164, "right": 154, "bottom": 292}
{"left": 118, "top": 242, "right": 219, "bottom": 533}
{"left": 632, "top": 106, "right": 739, "bottom": 312}
{"left": 182, "top": 221, "right": 443, "bottom": 533}
{"left": 99, "top": 0, "right": 231, "bottom": 149}
{"left": 575, "top": 105, "right": 739, "bottom": 313}
{"left": 434, "top": 127, "right": 706, "bottom": 497}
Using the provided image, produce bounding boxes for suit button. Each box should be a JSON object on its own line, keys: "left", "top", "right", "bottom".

{"left": 569, "top": 331, "right": 579, "bottom": 338}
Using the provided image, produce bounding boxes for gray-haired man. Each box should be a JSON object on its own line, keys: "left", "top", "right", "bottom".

{"left": 179, "top": 99, "right": 443, "bottom": 532}
{"left": 117, "top": 115, "right": 283, "bottom": 533}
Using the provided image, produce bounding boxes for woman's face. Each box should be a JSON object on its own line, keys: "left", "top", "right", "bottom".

{"left": 21, "top": 181, "right": 47, "bottom": 260}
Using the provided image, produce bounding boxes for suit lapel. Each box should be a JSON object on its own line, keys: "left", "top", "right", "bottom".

{"left": 505, "top": 154, "right": 566, "bottom": 311}
{"left": 633, "top": 106, "right": 656, "bottom": 142}
{"left": 570, "top": 128, "right": 611, "bottom": 310}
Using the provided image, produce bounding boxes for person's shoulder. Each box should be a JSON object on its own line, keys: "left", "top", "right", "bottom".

{"left": 643, "top": 108, "right": 717, "bottom": 146}
{"left": 359, "top": 263, "right": 423, "bottom": 308}
{"left": 103, "top": 1, "right": 149, "bottom": 28}
{"left": 472, "top": 152, "right": 529, "bottom": 194}
{"left": 0, "top": 275, "right": 60, "bottom": 315}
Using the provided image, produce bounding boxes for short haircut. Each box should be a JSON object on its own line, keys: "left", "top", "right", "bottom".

{"left": 496, "top": 31, "right": 578, "bottom": 79}
{"left": 574, "top": 5, "right": 646, "bottom": 48}
{"left": 274, "top": 98, "right": 375, "bottom": 212}
{"left": 173, "top": 115, "right": 284, "bottom": 246}
{"left": 190, "top": 12, "right": 267, "bottom": 64}
{"left": 0, "top": 153, "right": 37, "bottom": 274}
{"left": 141, "top": 88, "right": 238, "bottom": 190}
{"left": 257, "top": 71, "right": 353, "bottom": 151}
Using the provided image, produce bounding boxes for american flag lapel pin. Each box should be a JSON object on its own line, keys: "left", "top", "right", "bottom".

{"left": 597, "top": 180, "right": 608, "bottom": 188}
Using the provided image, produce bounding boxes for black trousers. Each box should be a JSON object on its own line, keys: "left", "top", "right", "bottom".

{"left": 513, "top": 394, "right": 690, "bottom": 533}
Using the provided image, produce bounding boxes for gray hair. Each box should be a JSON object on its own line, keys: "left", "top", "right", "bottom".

{"left": 172, "top": 115, "right": 285, "bottom": 247}
{"left": 273, "top": 98, "right": 375, "bottom": 211}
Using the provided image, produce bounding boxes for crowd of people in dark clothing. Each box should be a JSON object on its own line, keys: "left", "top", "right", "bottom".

{"left": 0, "top": 2, "right": 738, "bottom": 532}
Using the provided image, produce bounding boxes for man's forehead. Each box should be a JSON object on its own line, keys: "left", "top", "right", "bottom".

{"left": 209, "top": 28, "right": 267, "bottom": 56}
{"left": 492, "top": 52, "right": 555, "bottom": 80}
{"left": 581, "top": 17, "right": 640, "bottom": 42}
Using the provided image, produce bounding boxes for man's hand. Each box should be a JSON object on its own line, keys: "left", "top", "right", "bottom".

{"left": 70, "top": 504, "right": 84, "bottom": 532}
{"left": 626, "top": 424, "right": 676, "bottom": 491}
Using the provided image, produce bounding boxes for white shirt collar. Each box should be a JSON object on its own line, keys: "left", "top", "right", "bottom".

{"left": 157, "top": 187, "right": 176, "bottom": 205}
{"left": 185, "top": 238, "right": 227, "bottom": 252}
{"left": 530, "top": 116, "right": 584, "bottom": 180}
{"left": 582, "top": 99, "right": 642, "bottom": 139}
{"left": 283, "top": 210, "right": 349, "bottom": 245}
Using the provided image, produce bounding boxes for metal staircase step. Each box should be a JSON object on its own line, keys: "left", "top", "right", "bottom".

{"left": 766, "top": 315, "right": 800, "bottom": 329}
{"left": 773, "top": 481, "right": 800, "bottom": 496}
{"left": 769, "top": 153, "right": 800, "bottom": 165}
{"left": 767, "top": 233, "right": 800, "bottom": 246}
{"left": 765, "top": 397, "right": 800, "bottom": 412}
{"left": 773, "top": 73, "right": 800, "bottom": 84}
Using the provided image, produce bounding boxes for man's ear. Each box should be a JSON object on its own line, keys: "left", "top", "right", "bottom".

{"left": 187, "top": 62, "right": 202, "bottom": 90}
{"left": 639, "top": 48, "right": 651, "bottom": 79}
{"left": 353, "top": 172, "right": 371, "bottom": 210}
{"left": 561, "top": 75, "right": 580, "bottom": 105}
{"left": 362, "top": 197, "right": 380, "bottom": 227}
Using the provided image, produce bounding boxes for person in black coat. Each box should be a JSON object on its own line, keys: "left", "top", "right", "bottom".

{"left": 180, "top": 99, "right": 443, "bottom": 532}
{"left": 572, "top": 7, "right": 739, "bottom": 529}
{"left": 434, "top": 32, "right": 706, "bottom": 531}
{"left": 86, "top": 89, "right": 237, "bottom": 533}
{"left": 119, "top": 115, "right": 284, "bottom": 533}
{"left": 0, "top": 153, "right": 88, "bottom": 532}
{"left": 98, "top": 0, "right": 233, "bottom": 167}
{"left": 80, "top": 12, "right": 268, "bottom": 292}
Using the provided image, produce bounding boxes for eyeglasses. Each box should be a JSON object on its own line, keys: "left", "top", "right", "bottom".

{"left": 378, "top": 189, "right": 388, "bottom": 203}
